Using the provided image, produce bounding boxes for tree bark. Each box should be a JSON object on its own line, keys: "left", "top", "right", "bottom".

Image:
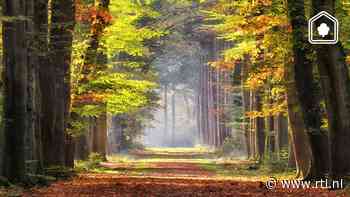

{"left": 171, "top": 87, "right": 176, "bottom": 146}
{"left": 286, "top": 71, "right": 315, "bottom": 179}
{"left": 312, "top": 0, "right": 350, "bottom": 178}
{"left": 43, "top": 0, "right": 75, "bottom": 167}
{"left": 288, "top": 129, "right": 296, "bottom": 168}
{"left": 2, "top": 0, "right": 29, "bottom": 182}
{"left": 92, "top": 112, "right": 107, "bottom": 160}
{"left": 241, "top": 58, "right": 251, "bottom": 158}
{"left": 39, "top": 0, "right": 57, "bottom": 167}
{"left": 254, "top": 91, "right": 265, "bottom": 161}
{"left": 164, "top": 84, "right": 168, "bottom": 142}
{"left": 287, "top": 0, "right": 324, "bottom": 179}
{"left": 25, "top": 0, "right": 43, "bottom": 174}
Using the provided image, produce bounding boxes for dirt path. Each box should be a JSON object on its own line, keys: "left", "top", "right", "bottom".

{"left": 23, "top": 172, "right": 340, "bottom": 197}
{"left": 24, "top": 163, "right": 344, "bottom": 197}
{"left": 23, "top": 149, "right": 344, "bottom": 196}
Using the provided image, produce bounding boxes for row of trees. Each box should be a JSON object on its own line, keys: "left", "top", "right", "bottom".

{"left": 1, "top": 0, "right": 165, "bottom": 183}
{"left": 196, "top": 35, "right": 238, "bottom": 147}
{"left": 2, "top": 0, "right": 76, "bottom": 182}
{"left": 204, "top": 0, "right": 350, "bottom": 179}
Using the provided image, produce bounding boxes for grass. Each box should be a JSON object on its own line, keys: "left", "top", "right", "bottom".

{"left": 108, "top": 155, "right": 216, "bottom": 164}
{"left": 145, "top": 146, "right": 213, "bottom": 154}
{"left": 198, "top": 161, "right": 296, "bottom": 181}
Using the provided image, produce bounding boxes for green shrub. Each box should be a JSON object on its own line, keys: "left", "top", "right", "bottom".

{"left": 262, "top": 148, "right": 291, "bottom": 173}
{"left": 216, "top": 136, "right": 244, "bottom": 157}
{"left": 75, "top": 153, "right": 104, "bottom": 171}
{"left": 44, "top": 166, "right": 75, "bottom": 179}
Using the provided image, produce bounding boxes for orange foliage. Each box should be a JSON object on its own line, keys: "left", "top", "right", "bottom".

{"left": 75, "top": 1, "right": 112, "bottom": 25}
{"left": 256, "top": 0, "right": 273, "bottom": 6}
{"left": 89, "top": 7, "right": 113, "bottom": 24}
{"left": 246, "top": 66, "right": 284, "bottom": 90}
{"left": 72, "top": 93, "right": 106, "bottom": 105}
{"left": 209, "top": 61, "right": 235, "bottom": 70}
{"left": 245, "top": 111, "right": 264, "bottom": 118}
{"left": 246, "top": 100, "right": 287, "bottom": 118}
{"left": 75, "top": 0, "right": 91, "bottom": 22}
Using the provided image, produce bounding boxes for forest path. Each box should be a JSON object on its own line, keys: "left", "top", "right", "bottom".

{"left": 24, "top": 148, "right": 342, "bottom": 197}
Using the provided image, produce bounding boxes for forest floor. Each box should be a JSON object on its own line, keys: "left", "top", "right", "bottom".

{"left": 20, "top": 148, "right": 349, "bottom": 197}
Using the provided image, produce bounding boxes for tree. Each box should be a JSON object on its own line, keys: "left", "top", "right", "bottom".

{"left": 2, "top": 0, "right": 30, "bottom": 182}
{"left": 287, "top": 0, "right": 325, "bottom": 179}
{"left": 163, "top": 84, "right": 169, "bottom": 141}
{"left": 34, "top": 0, "right": 49, "bottom": 173}
{"left": 171, "top": 86, "right": 176, "bottom": 146}
{"left": 41, "top": 0, "right": 75, "bottom": 167}
{"left": 72, "top": 0, "right": 161, "bottom": 155}
{"left": 312, "top": 0, "right": 350, "bottom": 178}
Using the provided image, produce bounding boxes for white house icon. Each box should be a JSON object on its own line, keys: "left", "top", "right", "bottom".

{"left": 308, "top": 11, "right": 339, "bottom": 45}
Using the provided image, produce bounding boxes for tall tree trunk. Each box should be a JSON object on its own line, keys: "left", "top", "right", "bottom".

{"left": 183, "top": 93, "right": 191, "bottom": 122}
{"left": 32, "top": 0, "right": 47, "bottom": 172}
{"left": 74, "top": 135, "right": 89, "bottom": 160}
{"left": 312, "top": 0, "right": 350, "bottom": 178}
{"left": 44, "top": 0, "right": 75, "bottom": 167}
{"left": 163, "top": 84, "right": 168, "bottom": 142}
{"left": 2, "top": 0, "right": 29, "bottom": 182}
{"left": 25, "top": 0, "right": 41, "bottom": 174}
{"left": 254, "top": 91, "right": 265, "bottom": 161}
{"left": 241, "top": 59, "right": 251, "bottom": 158}
{"left": 196, "top": 92, "right": 201, "bottom": 143}
{"left": 287, "top": 0, "right": 324, "bottom": 179}
{"left": 215, "top": 68, "right": 221, "bottom": 147}
{"left": 203, "top": 58, "right": 210, "bottom": 145}
{"left": 288, "top": 129, "right": 296, "bottom": 168}
{"left": 208, "top": 66, "right": 214, "bottom": 146}
{"left": 92, "top": 112, "right": 107, "bottom": 160}
{"left": 171, "top": 87, "right": 176, "bottom": 146}
{"left": 249, "top": 90, "right": 256, "bottom": 158}
{"left": 40, "top": 0, "right": 57, "bottom": 166}
{"left": 286, "top": 68, "right": 315, "bottom": 179}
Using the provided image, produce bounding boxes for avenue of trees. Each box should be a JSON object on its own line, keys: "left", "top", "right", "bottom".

{"left": 202, "top": 0, "right": 350, "bottom": 180}
{"left": 0, "top": 0, "right": 350, "bottom": 184}
{"left": 1, "top": 0, "right": 164, "bottom": 182}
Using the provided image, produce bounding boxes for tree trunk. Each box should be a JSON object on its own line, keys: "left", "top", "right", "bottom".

{"left": 65, "top": 135, "right": 75, "bottom": 167}
{"left": 208, "top": 66, "right": 214, "bottom": 146}
{"left": 312, "top": 0, "right": 350, "bottom": 178}
{"left": 215, "top": 68, "right": 221, "bottom": 147}
{"left": 196, "top": 92, "right": 202, "bottom": 143}
{"left": 288, "top": 130, "right": 296, "bottom": 168}
{"left": 25, "top": 0, "right": 42, "bottom": 174}
{"left": 74, "top": 135, "right": 89, "bottom": 160}
{"left": 164, "top": 84, "right": 168, "bottom": 142}
{"left": 44, "top": 0, "right": 75, "bottom": 167}
{"left": 39, "top": 0, "right": 57, "bottom": 166}
{"left": 183, "top": 93, "right": 191, "bottom": 122}
{"left": 255, "top": 91, "right": 265, "bottom": 161}
{"left": 287, "top": 0, "right": 324, "bottom": 179}
{"left": 2, "top": 0, "right": 29, "bottom": 182}
{"left": 171, "top": 87, "right": 176, "bottom": 146}
{"left": 241, "top": 58, "right": 251, "bottom": 158}
{"left": 286, "top": 72, "right": 314, "bottom": 179}
{"left": 92, "top": 113, "right": 107, "bottom": 160}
